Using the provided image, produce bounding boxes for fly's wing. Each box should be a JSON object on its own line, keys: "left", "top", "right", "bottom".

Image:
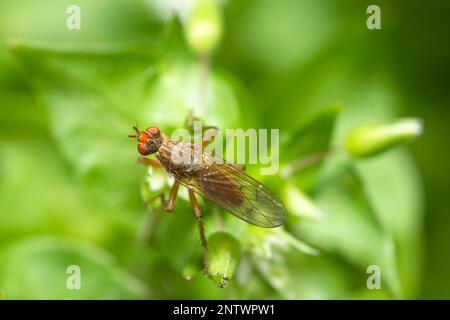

{"left": 181, "top": 162, "right": 286, "bottom": 228}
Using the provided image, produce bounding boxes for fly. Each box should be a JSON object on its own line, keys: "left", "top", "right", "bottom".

{"left": 129, "top": 119, "right": 286, "bottom": 273}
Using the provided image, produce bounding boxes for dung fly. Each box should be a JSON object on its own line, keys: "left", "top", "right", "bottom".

{"left": 129, "top": 119, "right": 286, "bottom": 273}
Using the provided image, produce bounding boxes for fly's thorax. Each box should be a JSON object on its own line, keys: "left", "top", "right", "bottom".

{"left": 156, "top": 137, "right": 203, "bottom": 174}
{"left": 155, "top": 135, "right": 173, "bottom": 167}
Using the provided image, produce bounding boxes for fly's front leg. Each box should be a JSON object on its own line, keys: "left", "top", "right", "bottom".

{"left": 166, "top": 181, "right": 180, "bottom": 211}
{"left": 139, "top": 156, "right": 179, "bottom": 211}
{"left": 147, "top": 181, "right": 180, "bottom": 212}
{"left": 188, "top": 189, "right": 209, "bottom": 274}
{"left": 140, "top": 181, "right": 179, "bottom": 245}
{"left": 138, "top": 157, "right": 163, "bottom": 168}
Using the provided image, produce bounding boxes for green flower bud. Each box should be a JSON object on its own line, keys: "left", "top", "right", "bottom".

{"left": 207, "top": 232, "right": 241, "bottom": 288}
{"left": 345, "top": 118, "right": 423, "bottom": 158}
{"left": 186, "top": 0, "right": 222, "bottom": 55}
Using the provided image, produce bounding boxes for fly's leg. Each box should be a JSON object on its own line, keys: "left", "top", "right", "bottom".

{"left": 186, "top": 110, "right": 218, "bottom": 131}
{"left": 147, "top": 181, "right": 180, "bottom": 212}
{"left": 185, "top": 110, "right": 219, "bottom": 153}
{"left": 166, "top": 181, "right": 180, "bottom": 211}
{"left": 138, "top": 156, "right": 171, "bottom": 208}
{"left": 140, "top": 180, "right": 179, "bottom": 244}
{"left": 138, "top": 157, "right": 163, "bottom": 168}
{"left": 186, "top": 110, "right": 219, "bottom": 138}
{"left": 138, "top": 154, "right": 163, "bottom": 244}
{"left": 188, "top": 189, "right": 209, "bottom": 274}
{"left": 138, "top": 156, "right": 168, "bottom": 209}
{"left": 136, "top": 150, "right": 180, "bottom": 242}
{"left": 232, "top": 164, "right": 246, "bottom": 171}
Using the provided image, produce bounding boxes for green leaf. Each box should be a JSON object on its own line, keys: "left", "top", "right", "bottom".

{"left": 10, "top": 40, "right": 158, "bottom": 209}
{"left": 285, "top": 252, "right": 384, "bottom": 299}
{"left": 0, "top": 236, "right": 150, "bottom": 299}
{"left": 0, "top": 140, "right": 136, "bottom": 250}
{"left": 293, "top": 154, "right": 402, "bottom": 298}
{"left": 354, "top": 149, "right": 425, "bottom": 298}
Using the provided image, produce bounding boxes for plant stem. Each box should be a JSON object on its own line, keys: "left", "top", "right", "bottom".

{"left": 198, "top": 53, "right": 210, "bottom": 117}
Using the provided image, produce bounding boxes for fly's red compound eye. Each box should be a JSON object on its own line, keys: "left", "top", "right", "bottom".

{"left": 138, "top": 131, "right": 150, "bottom": 143}
{"left": 146, "top": 127, "right": 160, "bottom": 136}
{"left": 137, "top": 142, "right": 151, "bottom": 155}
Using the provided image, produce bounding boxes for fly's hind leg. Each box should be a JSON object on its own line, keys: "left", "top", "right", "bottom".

{"left": 188, "top": 189, "right": 209, "bottom": 274}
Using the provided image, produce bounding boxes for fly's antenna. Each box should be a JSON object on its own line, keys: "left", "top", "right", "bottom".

{"left": 128, "top": 126, "right": 140, "bottom": 138}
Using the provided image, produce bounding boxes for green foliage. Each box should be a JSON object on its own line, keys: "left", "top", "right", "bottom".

{"left": 0, "top": 0, "right": 429, "bottom": 299}
{"left": 0, "top": 237, "right": 149, "bottom": 299}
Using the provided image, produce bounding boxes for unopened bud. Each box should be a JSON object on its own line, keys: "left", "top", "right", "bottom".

{"left": 345, "top": 118, "right": 423, "bottom": 158}
{"left": 207, "top": 232, "right": 241, "bottom": 288}
{"left": 186, "top": 0, "right": 222, "bottom": 55}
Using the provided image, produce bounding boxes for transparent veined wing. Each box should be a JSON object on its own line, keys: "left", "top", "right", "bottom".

{"left": 179, "top": 161, "right": 286, "bottom": 228}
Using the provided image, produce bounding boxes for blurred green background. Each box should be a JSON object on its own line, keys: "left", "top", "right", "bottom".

{"left": 0, "top": 0, "right": 449, "bottom": 299}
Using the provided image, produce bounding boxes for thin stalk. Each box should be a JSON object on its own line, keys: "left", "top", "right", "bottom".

{"left": 198, "top": 53, "right": 210, "bottom": 117}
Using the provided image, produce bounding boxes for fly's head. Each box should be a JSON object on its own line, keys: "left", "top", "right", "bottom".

{"left": 129, "top": 126, "right": 162, "bottom": 156}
